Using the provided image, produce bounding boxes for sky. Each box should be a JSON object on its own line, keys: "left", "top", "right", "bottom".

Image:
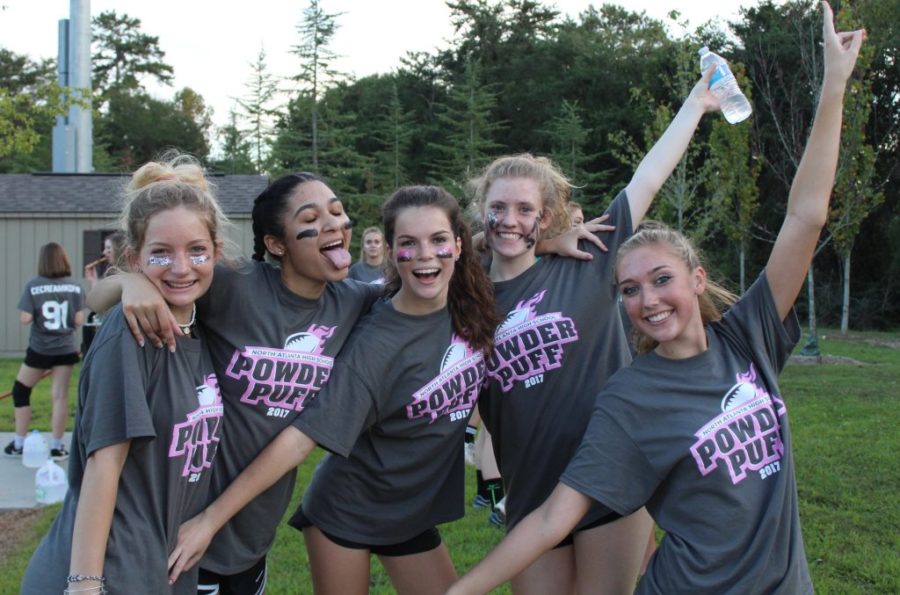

{"left": 1, "top": 0, "right": 758, "bottom": 150}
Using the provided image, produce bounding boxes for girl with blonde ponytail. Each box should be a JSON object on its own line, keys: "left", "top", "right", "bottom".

{"left": 450, "top": 5, "right": 863, "bottom": 592}
{"left": 85, "top": 169, "right": 382, "bottom": 593}
{"left": 22, "top": 153, "right": 227, "bottom": 595}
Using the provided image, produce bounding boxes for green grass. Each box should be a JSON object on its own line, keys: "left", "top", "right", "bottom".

{"left": 1, "top": 329, "right": 897, "bottom": 594}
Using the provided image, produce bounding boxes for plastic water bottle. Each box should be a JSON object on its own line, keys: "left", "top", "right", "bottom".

{"left": 35, "top": 459, "right": 68, "bottom": 504}
{"left": 22, "top": 430, "right": 49, "bottom": 468}
{"left": 699, "top": 46, "right": 752, "bottom": 124}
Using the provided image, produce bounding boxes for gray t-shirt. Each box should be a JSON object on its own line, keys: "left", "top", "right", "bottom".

{"left": 21, "top": 306, "right": 223, "bottom": 595}
{"left": 295, "top": 300, "right": 485, "bottom": 544}
{"left": 562, "top": 273, "right": 811, "bottom": 594}
{"left": 347, "top": 261, "right": 385, "bottom": 284}
{"left": 479, "top": 190, "right": 633, "bottom": 529}
{"left": 197, "top": 261, "right": 381, "bottom": 574}
{"left": 18, "top": 275, "right": 84, "bottom": 355}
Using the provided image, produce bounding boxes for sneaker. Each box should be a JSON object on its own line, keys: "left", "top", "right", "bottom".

{"left": 494, "top": 496, "right": 506, "bottom": 514}
{"left": 488, "top": 508, "right": 506, "bottom": 528}
{"left": 50, "top": 445, "right": 69, "bottom": 460}
{"left": 464, "top": 442, "right": 476, "bottom": 466}
{"left": 472, "top": 494, "right": 492, "bottom": 509}
{"left": 4, "top": 440, "right": 23, "bottom": 456}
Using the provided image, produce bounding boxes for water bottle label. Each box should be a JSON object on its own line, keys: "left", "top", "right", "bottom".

{"left": 710, "top": 64, "right": 733, "bottom": 88}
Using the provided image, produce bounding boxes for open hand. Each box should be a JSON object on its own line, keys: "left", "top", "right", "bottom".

{"left": 544, "top": 213, "right": 615, "bottom": 260}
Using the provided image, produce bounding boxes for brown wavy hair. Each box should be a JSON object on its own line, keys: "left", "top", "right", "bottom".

{"left": 616, "top": 221, "right": 738, "bottom": 354}
{"left": 382, "top": 186, "right": 500, "bottom": 356}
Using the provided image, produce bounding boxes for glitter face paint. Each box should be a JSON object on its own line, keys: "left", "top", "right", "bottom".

{"left": 147, "top": 254, "right": 210, "bottom": 267}
{"left": 486, "top": 211, "right": 499, "bottom": 231}
{"left": 296, "top": 229, "right": 319, "bottom": 240}
{"left": 436, "top": 247, "right": 454, "bottom": 259}
{"left": 147, "top": 255, "right": 173, "bottom": 267}
{"left": 343, "top": 221, "right": 353, "bottom": 230}
{"left": 396, "top": 249, "right": 414, "bottom": 263}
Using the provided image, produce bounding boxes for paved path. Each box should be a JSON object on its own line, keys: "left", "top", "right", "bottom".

{"left": 0, "top": 432, "right": 71, "bottom": 509}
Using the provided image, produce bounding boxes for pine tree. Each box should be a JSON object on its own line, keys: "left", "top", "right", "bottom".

{"left": 428, "top": 58, "right": 505, "bottom": 200}
{"left": 291, "top": 0, "right": 343, "bottom": 169}
{"left": 238, "top": 47, "right": 281, "bottom": 174}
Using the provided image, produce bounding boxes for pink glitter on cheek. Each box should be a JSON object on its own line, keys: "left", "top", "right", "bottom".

{"left": 436, "top": 248, "right": 454, "bottom": 259}
{"left": 396, "top": 249, "right": 414, "bottom": 263}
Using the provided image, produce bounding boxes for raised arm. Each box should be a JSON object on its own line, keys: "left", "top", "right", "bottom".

{"left": 447, "top": 483, "right": 591, "bottom": 595}
{"left": 766, "top": 2, "right": 865, "bottom": 319}
{"left": 87, "top": 272, "right": 181, "bottom": 350}
{"left": 67, "top": 442, "right": 130, "bottom": 593}
{"left": 167, "top": 425, "right": 317, "bottom": 583}
{"left": 625, "top": 67, "right": 721, "bottom": 227}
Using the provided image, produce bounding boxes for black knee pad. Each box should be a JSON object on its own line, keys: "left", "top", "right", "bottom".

{"left": 12, "top": 381, "right": 32, "bottom": 407}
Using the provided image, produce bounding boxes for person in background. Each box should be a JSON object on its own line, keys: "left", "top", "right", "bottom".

{"left": 21, "top": 153, "right": 228, "bottom": 595}
{"left": 566, "top": 202, "right": 585, "bottom": 227}
{"left": 347, "top": 226, "right": 387, "bottom": 283}
{"left": 83, "top": 231, "right": 128, "bottom": 353}
{"left": 5, "top": 242, "right": 84, "bottom": 460}
{"left": 84, "top": 231, "right": 128, "bottom": 288}
{"left": 448, "top": 4, "right": 862, "bottom": 593}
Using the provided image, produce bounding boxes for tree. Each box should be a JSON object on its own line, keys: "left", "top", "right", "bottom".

{"left": 543, "top": 100, "right": 607, "bottom": 205}
{"left": 0, "top": 49, "right": 78, "bottom": 166}
{"left": 732, "top": 0, "right": 825, "bottom": 351}
{"left": 609, "top": 38, "right": 714, "bottom": 237}
{"left": 92, "top": 11, "right": 174, "bottom": 104}
{"left": 707, "top": 95, "right": 760, "bottom": 293}
{"left": 291, "top": 0, "right": 344, "bottom": 169}
{"left": 213, "top": 107, "right": 256, "bottom": 174}
{"left": 428, "top": 58, "right": 505, "bottom": 199}
{"left": 99, "top": 90, "right": 210, "bottom": 169}
{"left": 174, "top": 87, "right": 214, "bottom": 140}
{"left": 371, "top": 82, "right": 416, "bottom": 192}
{"left": 828, "top": 4, "right": 884, "bottom": 335}
{"left": 238, "top": 47, "right": 281, "bottom": 173}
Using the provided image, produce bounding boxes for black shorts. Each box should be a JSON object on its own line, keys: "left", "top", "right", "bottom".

{"left": 198, "top": 557, "right": 267, "bottom": 595}
{"left": 24, "top": 348, "right": 79, "bottom": 369}
{"left": 553, "top": 509, "right": 624, "bottom": 549}
{"left": 290, "top": 507, "right": 442, "bottom": 557}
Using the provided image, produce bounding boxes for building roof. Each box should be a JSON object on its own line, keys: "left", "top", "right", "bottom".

{"left": 0, "top": 173, "right": 269, "bottom": 214}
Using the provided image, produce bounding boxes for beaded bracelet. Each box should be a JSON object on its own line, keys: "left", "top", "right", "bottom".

{"left": 66, "top": 574, "right": 106, "bottom": 584}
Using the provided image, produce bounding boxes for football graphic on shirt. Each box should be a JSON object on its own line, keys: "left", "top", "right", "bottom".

{"left": 720, "top": 382, "right": 756, "bottom": 412}
{"left": 441, "top": 342, "right": 468, "bottom": 371}
{"left": 499, "top": 308, "right": 529, "bottom": 332}
{"left": 196, "top": 383, "right": 217, "bottom": 406}
{"left": 284, "top": 331, "right": 321, "bottom": 353}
